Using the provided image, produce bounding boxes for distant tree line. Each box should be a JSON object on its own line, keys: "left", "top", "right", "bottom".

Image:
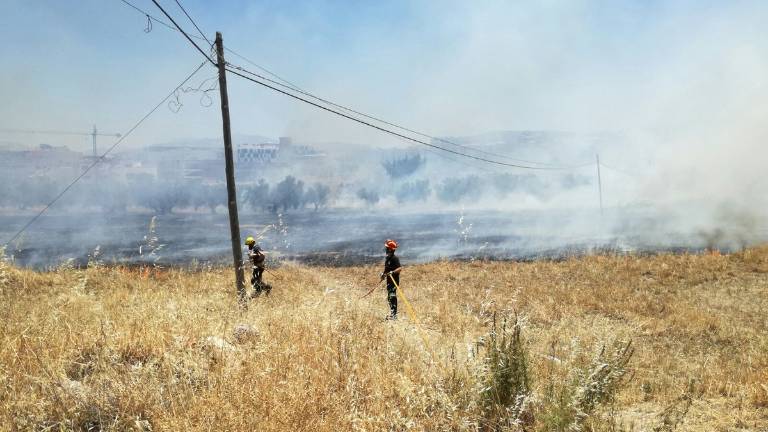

{"left": 437, "top": 175, "right": 483, "bottom": 203}
{"left": 0, "top": 169, "right": 592, "bottom": 214}
{"left": 0, "top": 174, "right": 332, "bottom": 215}
{"left": 382, "top": 154, "right": 425, "bottom": 178}
{"left": 243, "top": 176, "right": 330, "bottom": 214}
{"left": 356, "top": 188, "right": 380, "bottom": 206}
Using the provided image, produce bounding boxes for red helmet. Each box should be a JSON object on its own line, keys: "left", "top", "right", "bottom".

{"left": 384, "top": 239, "right": 398, "bottom": 250}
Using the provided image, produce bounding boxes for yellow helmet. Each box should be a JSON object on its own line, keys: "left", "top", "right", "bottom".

{"left": 245, "top": 236, "right": 255, "bottom": 246}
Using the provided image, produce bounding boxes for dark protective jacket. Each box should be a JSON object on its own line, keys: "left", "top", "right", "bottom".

{"left": 384, "top": 254, "right": 401, "bottom": 288}
{"left": 249, "top": 247, "right": 265, "bottom": 269}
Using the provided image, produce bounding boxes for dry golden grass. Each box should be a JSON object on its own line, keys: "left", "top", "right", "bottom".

{"left": 1, "top": 247, "right": 767, "bottom": 431}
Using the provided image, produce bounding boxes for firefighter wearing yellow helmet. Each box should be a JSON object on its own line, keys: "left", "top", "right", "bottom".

{"left": 245, "top": 236, "right": 268, "bottom": 296}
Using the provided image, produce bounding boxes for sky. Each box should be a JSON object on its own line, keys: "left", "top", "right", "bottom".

{"left": 0, "top": 0, "right": 767, "bottom": 168}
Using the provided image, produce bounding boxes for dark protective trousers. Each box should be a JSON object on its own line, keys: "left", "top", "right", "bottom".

{"left": 251, "top": 267, "right": 263, "bottom": 286}
{"left": 387, "top": 285, "right": 397, "bottom": 318}
{"left": 251, "top": 267, "right": 269, "bottom": 295}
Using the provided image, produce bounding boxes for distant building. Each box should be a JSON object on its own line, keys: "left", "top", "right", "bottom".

{"left": 142, "top": 144, "right": 224, "bottom": 182}
{"left": 0, "top": 144, "right": 83, "bottom": 178}
{"left": 236, "top": 136, "right": 326, "bottom": 168}
{"left": 237, "top": 143, "right": 280, "bottom": 164}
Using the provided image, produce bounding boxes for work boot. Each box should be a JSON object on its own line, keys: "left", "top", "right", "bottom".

{"left": 251, "top": 281, "right": 263, "bottom": 298}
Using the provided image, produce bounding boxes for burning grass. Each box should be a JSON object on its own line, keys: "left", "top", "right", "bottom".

{"left": 1, "top": 247, "right": 767, "bottom": 431}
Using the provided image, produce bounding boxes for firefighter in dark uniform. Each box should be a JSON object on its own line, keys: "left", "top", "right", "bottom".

{"left": 380, "top": 239, "right": 403, "bottom": 319}
{"left": 245, "top": 236, "right": 269, "bottom": 296}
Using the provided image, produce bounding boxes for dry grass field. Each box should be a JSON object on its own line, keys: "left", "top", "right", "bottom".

{"left": 1, "top": 247, "right": 767, "bottom": 431}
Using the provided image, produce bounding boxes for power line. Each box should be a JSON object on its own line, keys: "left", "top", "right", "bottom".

{"left": 222, "top": 49, "right": 304, "bottom": 92}
{"left": 385, "top": 129, "right": 520, "bottom": 175}
{"left": 173, "top": 0, "right": 212, "bottom": 46}
{"left": 225, "top": 66, "right": 572, "bottom": 171}
{"left": 149, "top": 0, "right": 215, "bottom": 65}
{"left": 419, "top": 145, "right": 502, "bottom": 174}
{"left": 3, "top": 61, "right": 208, "bottom": 247}
{"left": 136, "top": 0, "right": 562, "bottom": 170}
{"left": 599, "top": 161, "right": 640, "bottom": 177}
{"left": 115, "top": 0, "right": 588, "bottom": 169}
{"left": 119, "top": 0, "right": 177, "bottom": 32}
{"left": 117, "top": 0, "right": 302, "bottom": 91}
{"left": 227, "top": 63, "right": 590, "bottom": 169}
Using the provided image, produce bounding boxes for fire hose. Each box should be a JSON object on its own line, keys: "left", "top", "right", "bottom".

{"left": 361, "top": 272, "right": 439, "bottom": 366}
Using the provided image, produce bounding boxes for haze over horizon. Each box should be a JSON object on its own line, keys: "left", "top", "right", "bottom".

{"left": 1, "top": 0, "right": 767, "bottom": 264}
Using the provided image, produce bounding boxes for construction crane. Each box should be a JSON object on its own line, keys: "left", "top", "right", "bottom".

{"left": 0, "top": 125, "right": 121, "bottom": 157}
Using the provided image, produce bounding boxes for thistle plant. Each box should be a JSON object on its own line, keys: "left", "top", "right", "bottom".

{"left": 456, "top": 207, "right": 473, "bottom": 248}
{"left": 139, "top": 216, "right": 164, "bottom": 265}
{"left": 478, "top": 314, "right": 532, "bottom": 430}
{"left": 568, "top": 340, "right": 634, "bottom": 431}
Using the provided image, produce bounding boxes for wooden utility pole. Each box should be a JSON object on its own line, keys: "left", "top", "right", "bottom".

{"left": 91, "top": 125, "right": 98, "bottom": 158}
{"left": 596, "top": 154, "right": 604, "bottom": 216}
{"left": 215, "top": 32, "right": 246, "bottom": 302}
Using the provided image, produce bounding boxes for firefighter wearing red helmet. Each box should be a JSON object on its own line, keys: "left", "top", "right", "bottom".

{"left": 380, "top": 239, "right": 403, "bottom": 319}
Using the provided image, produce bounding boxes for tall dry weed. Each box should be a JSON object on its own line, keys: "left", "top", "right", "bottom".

{"left": 478, "top": 314, "right": 532, "bottom": 431}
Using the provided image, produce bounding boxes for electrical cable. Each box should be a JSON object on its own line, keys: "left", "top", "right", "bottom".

{"left": 135, "top": 0, "right": 544, "bottom": 170}
{"left": 223, "top": 49, "right": 304, "bottom": 92}
{"left": 225, "top": 66, "right": 572, "bottom": 171}
{"left": 227, "top": 63, "right": 591, "bottom": 169}
{"left": 119, "top": 0, "right": 177, "bottom": 32}
{"left": 599, "top": 162, "right": 640, "bottom": 177}
{"left": 389, "top": 133, "right": 509, "bottom": 175}
{"left": 144, "top": 13, "right": 153, "bottom": 33}
{"left": 116, "top": 0, "right": 590, "bottom": 169}
{"left": 2, "top": 61, "right": 208, "bottom": 247}
{"left": 173, "top": 0, "right": 212, "bottom": 46}
{"left": 149, "top": 0, "right": 215, "bottom": 65}
{"left": 117, "top": 0, "right": 302, "bottom": 91}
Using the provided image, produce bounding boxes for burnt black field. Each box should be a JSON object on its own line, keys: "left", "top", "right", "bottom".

{"left": 1, "top": 208, "right": 764, "bottom": 269}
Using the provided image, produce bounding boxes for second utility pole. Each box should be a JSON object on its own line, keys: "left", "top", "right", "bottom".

{"left": 215, "top": 32, "right": 246, "bottom": 303}
{"left": 596, "top": 153, "right": 604, "bottom": 217}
